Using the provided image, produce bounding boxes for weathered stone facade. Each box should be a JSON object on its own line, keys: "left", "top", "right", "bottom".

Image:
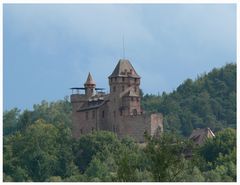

{"left": 70, "top": 59, "right": 163, "bottom": 142}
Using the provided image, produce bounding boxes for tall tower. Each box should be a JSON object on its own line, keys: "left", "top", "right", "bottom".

{"left": 84, "top": 72, "right": 96, "bottom": 97}
{"left": 108, "top": 59, "right": 141, "bottom": 117}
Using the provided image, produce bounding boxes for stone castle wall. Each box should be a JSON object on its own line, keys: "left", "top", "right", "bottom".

{"left": 150, "top": 113, "right": 163, "bottom": 136}
{"left": 117, "top": 114, "right": 150, "bottom": 142}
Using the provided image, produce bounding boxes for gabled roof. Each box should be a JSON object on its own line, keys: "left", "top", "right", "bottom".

{"left": 108, "top": 59, "right": 140, "bottom": 78}
{"left": 77, "top": 100, "right": 107, "bottom": 112}
{"left": 77, "top": 93, "right": 109, "bottom": 112}
{"left": 189, "top": 128, "right": 215, "bottom": 145}
{"left": 119, "top": 86, "right": 139, "bottom": 98}
{"left": 128, "top": 89, "right": 139, "bottom": 97}
{"left": 84, "top": 72, "right": 96, "bottom": 85}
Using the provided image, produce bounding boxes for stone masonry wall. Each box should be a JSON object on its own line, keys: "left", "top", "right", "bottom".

{"left": 117, "top": 114, "right": 151, "bottom": 143}
{"left": 150, "top": 113, "right": 163, "bottom": 136}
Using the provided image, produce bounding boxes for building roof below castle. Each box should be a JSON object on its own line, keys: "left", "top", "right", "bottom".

{"left": 108, "top": 59, "right": 140, "bottom": 78}
{"left": 189, "top": 128, "right": 215, "bottom": 145}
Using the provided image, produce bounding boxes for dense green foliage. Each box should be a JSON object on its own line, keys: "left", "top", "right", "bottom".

{"left": 3, "top": 64, "right": 236, "bottom": 182}
{"left": 3, "top": 97, "right": 72, "bottom": 136}
{"left": 142, "top": 63, "right": 236, "bottom": 136}
{"left": 3, "top": 127, "right": 236, "bottom": 182}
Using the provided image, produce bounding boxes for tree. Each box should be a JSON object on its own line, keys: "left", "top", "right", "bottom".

{"left": 3, "top": 119, "right": 78, "bottom": 181}
{"left": 73, "top": 131, "right": 121, "bottom": 172}
{"left": 199, "top": 128, "right": 236, "bottom": 163}
{"left": 144, "top": 133, "right": 193, "bottom": 181}
{"left": 3, "top": 108, "right": 20, "bottom": 135}
{"left": 85, "top": 157, "right": 110, "bottom": 181}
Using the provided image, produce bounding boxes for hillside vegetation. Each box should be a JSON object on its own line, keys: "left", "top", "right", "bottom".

{"left": 142, "top": 63, "right": 236, "bottom": 136}
{"left": 3, "top": 63, "right": 236, "bottom": 182}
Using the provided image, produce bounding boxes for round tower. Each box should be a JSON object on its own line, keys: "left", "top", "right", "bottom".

{"left": 84, "top": 72, "right": 96, "bottom": 97}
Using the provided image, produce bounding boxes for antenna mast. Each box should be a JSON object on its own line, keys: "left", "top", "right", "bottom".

{"left": 122, "top": 34, "right": 125, "bottom": 59}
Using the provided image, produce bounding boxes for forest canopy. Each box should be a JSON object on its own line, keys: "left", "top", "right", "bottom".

{"left": 3, "top": 63, "right": 236, "bottom": 182}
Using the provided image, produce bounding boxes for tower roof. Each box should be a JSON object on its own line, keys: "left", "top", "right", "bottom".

{"left": 108, "top": 59, "right": 140, "bottom": 78}
{"left": 84, "top": 72, "right": 96, "bottom": 85}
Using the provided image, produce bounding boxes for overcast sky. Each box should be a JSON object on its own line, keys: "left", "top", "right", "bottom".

{"left": 3, "top": 4, "right": 236, "bottom": 111}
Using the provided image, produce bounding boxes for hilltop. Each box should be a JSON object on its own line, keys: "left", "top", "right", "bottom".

{"left": 142, "top": 63, "right": 236, "bottom": 136}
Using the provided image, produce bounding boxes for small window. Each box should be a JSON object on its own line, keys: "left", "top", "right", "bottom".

{"left": 131, "top": 97, "right": 134, "bottom": 101}
{"left": 102, "top": 111, "right": 105, "bottom": 118}
{"left": 134, "top": 87, "right": 137, "bottom": 92}
{"left": 115, "top": 77, "right": 117, "bottom": 81}
{"left": 113, "top": 86, "right": 116, "bottom": 92}
{"left": 122, "top": 77, "right": 125, "bottom": 82}
{"left": 80, "top": 128, "right": 83, "bottom": 134}
{"left": 113, "top": 111, "right": 116, "bottom": 118}
{"left": 92, "top": 110, "right": 95, "bottom": 119}
{"left": 122, "top": 86, "right": 125, "bottom": 92}
{"left": 85, "top": 112, "right": 89, "bottom": 120}
{"left": 120, "top": 109, "right": 123, "bottom": 116}
{"left": 133, "top": 109, "right": 137, "bottom": 116}
{"left": 92, "top": 127, "right": 94, "bottom": 132}
{"left": 134, "top": 78, "right": 137, "bottom": 83}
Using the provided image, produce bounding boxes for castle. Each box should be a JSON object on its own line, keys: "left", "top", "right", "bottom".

{"left": 70, "top": 59, "right": 163, "bottom": 142}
